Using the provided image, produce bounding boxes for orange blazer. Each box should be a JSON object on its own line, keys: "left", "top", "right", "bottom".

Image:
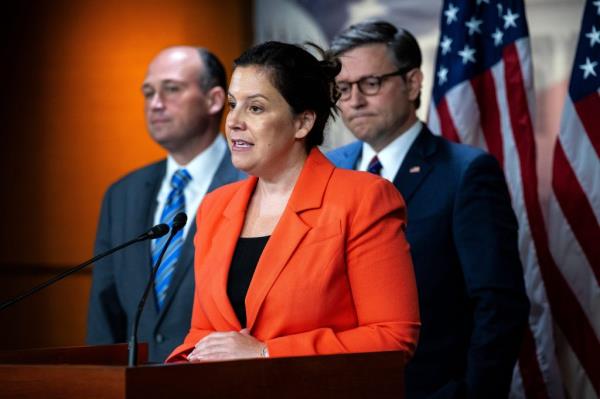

{"left": 167, "top": 149, "right": 420, "bottom": 362}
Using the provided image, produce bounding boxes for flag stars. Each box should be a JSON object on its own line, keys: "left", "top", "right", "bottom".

{"left": 437, "top": 66, "right": 449, "bottom": 85}
{"left": 579, "top": 57, "right": 598, "bottom": 79}
{"left": 476, "top": 0, "right": 490, "bottom": 4}
{"left": 458, "top": 45, "right": 476, "bottom": 64}
{"left": 444, "top": 3, "right": 459, "bottom": 25}
{"left": 586, "top": 26, "right": 600, "bottom": 47}
{"left": 492, "top": 28, "right": 504, "bottom": 46}
{"left": 440, "top": 35, "right": 453, "bottom": 55}
{"left": 503, "top": 8, "right": 520, "bottom": 29}
{"left": 465, "top": 17, "right": 483, "bottom": 35}
{"left": 594, "top": 0, "right": 600, "bottom": 15}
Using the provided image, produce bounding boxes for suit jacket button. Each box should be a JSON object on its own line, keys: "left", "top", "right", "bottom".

{"left": 155, "top": 333, "right": 164, "bottom": 343}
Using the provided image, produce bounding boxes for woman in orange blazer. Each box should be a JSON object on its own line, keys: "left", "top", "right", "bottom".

{"left": 167, "top": 42, "right": 419, "bottom": 363}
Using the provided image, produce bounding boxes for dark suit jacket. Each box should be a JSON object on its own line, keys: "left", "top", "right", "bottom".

{"left": 328, "top": 126, "right": 529, "bottom": 399}
{"left": 86, "top": 149, "right": 244, "bottom": 362}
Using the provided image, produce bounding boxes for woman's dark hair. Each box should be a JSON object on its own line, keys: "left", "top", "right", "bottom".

{"left": 233, "top": 41, "right": 341, "bottom": 150}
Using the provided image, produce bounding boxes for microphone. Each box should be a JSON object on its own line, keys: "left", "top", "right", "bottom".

{"left": 171, "top": 212, "right": 188, "bottom": 232}
{"left": 0, "top": 223, "right": 170, "bottom": 312}
{"left": 128, "top": 212, "right": 187, "bottom": 367}
{"left": 138, "top": 223, "right": 170, "bottom": 240}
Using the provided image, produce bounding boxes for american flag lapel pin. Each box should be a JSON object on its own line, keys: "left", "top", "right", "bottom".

{"left": 409, "top": 166, "right": 421, "bottom": 174}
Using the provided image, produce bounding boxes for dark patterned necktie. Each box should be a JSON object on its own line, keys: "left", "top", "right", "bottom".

{"left": 367, "top": 155, "right": 383, "bottom": 175}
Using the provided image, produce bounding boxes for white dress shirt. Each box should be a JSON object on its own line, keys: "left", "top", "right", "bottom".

{"left": 153, "top": 134, "right": 227, "bottom": 240}
{"left": 358, "top": 121, "right": 422, "bottom": 183}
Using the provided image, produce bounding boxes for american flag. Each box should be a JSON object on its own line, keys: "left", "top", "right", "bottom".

{"left": 427, "top": 0, "right": 600, "bottom": 397}
{"left": 546, "top": 0, "right": 600, "bottom": 397}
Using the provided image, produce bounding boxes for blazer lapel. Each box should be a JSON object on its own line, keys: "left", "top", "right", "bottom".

{"left": 157, "top": 149, "right": 241, "bottom": 321}
{"left": 393, "top": 127, "right": 436, "bottom": 203}
{"left": 245, "top": 149, "right": 333, "bottom": 329}
{"left": 208, "top": 177, "right": 258, "bottom": 330}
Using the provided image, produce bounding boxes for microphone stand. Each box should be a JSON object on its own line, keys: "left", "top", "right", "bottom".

{"left": 0, "top": 224, "right": 169, "bottom": 312}
{"left": 128, "top": 212, "right": 187, "bottom": 367}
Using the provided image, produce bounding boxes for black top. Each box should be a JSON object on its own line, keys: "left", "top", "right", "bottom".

{"left": 227, "top": 235, "right": 270, "bottom": 327}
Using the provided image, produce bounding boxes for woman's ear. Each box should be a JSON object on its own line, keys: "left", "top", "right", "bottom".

{"left": 206, "top": 86, "right": 226, "bottom": 115}
{"left": 294, "top": 110, "right": 316, "bottom": 140}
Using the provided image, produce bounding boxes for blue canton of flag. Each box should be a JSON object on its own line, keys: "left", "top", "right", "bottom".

{"left": 570, "top": 0, "right": 600, "bottom": 101}
{"left": 432, "top": 0, "right": 529, "bottom": 104}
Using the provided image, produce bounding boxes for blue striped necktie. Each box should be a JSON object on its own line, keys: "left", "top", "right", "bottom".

{"left": 367, "top": 155, "right": 383, "bottom": 175}
{"left": 153, "top": 168, "right": 191, "bottom": 310}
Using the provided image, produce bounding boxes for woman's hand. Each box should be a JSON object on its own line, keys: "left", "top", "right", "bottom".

{"left": 188, "top": 329, "right": 267, "bottom": 362}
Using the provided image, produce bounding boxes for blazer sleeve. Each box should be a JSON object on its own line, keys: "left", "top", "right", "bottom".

{"left": 265, "top": 178, "right": 420, "bottom": 359}
{"left": 454, "top": 154, "right": 529, "bottom": 397}
{"left": 86, "top": 185, "right": 128, "bottom": 344}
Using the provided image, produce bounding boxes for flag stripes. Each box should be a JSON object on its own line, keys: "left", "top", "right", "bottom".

{"left": 552, "top": 142, "right": 600, "bottom": 280}
{"left": 429, "top": 2, "right": 566, "bottom": 392}
{"left": 545, "top": 0, "right": 600, "bottom": 395}
{"left": 573, "top": 93, "right": 600, "bottom": 156}
{"left": 471, "top": 70, "right": 505, "bottom": 166}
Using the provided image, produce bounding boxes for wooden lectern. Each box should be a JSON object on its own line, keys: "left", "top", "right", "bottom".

{"left": 0, "top": 344, "right": 405, "bottom": 398}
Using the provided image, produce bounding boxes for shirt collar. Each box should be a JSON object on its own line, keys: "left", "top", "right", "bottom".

{"left": 359, "top": 120, "right": 422, "bottom": 182}
{"left": 164, "top": 134, "right": 227, "bottom": 193}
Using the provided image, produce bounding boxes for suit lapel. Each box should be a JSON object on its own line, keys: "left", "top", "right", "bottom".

{"left": 392, "top": 128, "right": 437, "bottom": 203}
{"left": 245, "top": 149, "right": 333, "bottom": 329}
{"left": 133, "top": 161, "right": 165, "bottom": 320}
{"left": 155, "top": 222, "right": 196, "bottom": 321}
{"left": 336, "top": 141, "right": 362, "bottom": 169}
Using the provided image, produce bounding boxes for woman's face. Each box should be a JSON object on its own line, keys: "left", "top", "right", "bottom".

{"left": 226, "top": 66, "right": 311, "bottom": 178}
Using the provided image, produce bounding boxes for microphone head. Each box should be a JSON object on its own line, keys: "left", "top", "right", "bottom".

{"left": 171, "top": 212, "right": 187, "bottom": 233}
{"left": 149, "top": 223, "right": 170, "bottom": 239}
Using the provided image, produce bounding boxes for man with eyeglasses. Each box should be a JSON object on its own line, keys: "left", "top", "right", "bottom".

{"left": 87, "top": 46, "right": 244, "bottom": 362}
{"left": 327, "top": 21, "right": 528, "bottom": 399}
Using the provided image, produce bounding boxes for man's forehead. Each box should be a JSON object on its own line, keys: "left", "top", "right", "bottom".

{"left": 142, "top": 77, "right": 186, "bottom": 88}
{"left": 143, "top": 49, "right": 202, "bottom": 84}
{"left": 143, "top": 64, "right": 199, "bottom": 86}
{"left": 337, "top": 44, "right": 395, "bottom": 78}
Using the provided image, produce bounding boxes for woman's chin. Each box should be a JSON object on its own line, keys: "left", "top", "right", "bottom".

{"left": 232, "top": 157, "right": 254, "bottom": 174}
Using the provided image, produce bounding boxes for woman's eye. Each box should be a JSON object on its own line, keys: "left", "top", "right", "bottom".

{"left": 249, "top": 105, "right": 263, "bottom": 113}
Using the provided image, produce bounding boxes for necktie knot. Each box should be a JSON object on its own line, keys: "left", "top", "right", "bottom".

{"left": 367, "top": 155, "right": 383, "bottom": 175}
{"left": 171, "top": 169, "right": 192, "bottom": 191}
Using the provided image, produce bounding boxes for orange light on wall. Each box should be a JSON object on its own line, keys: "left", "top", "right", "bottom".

{"left": 3, "top": 0, "right": 251, "bottom": 265}
{"left": 0, "top": 0, "right": 251, "bottom": 350}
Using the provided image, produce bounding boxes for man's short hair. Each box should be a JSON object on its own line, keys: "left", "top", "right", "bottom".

{"left": 329, "top": 21, "right": 422, "bottom": 108}
{"left": 197, "top": 48, "right": 227, "bottom": 93}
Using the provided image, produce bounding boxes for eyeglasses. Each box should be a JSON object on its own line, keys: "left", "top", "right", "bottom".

{"left": 336, "top": 70, "right": 405, "bottom": 101}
